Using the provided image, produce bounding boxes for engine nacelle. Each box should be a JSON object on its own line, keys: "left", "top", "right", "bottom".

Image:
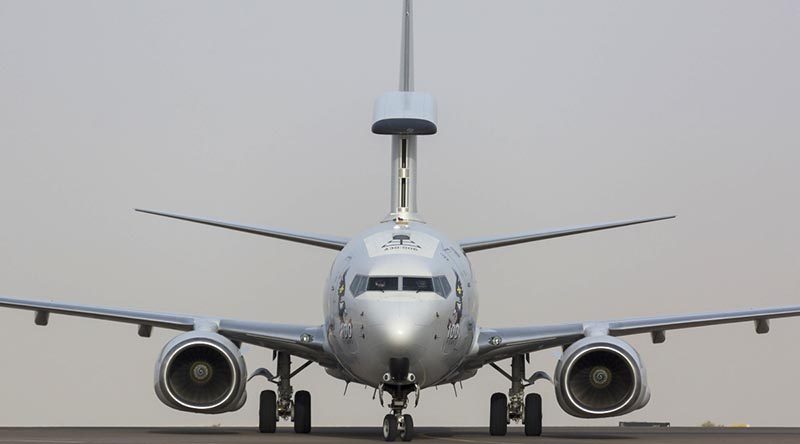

{"left": 154, "top": 331, "right": 247, "bottom": 414}
{"left": 554, "top": 336, "right": 649, "bottom": 418}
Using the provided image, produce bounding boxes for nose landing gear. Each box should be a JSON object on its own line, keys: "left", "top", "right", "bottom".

{"left": 382, "top": 413, "right": 415, "bottom": 442}
{"left": 377, "top": 357, "right": 419, "bottom": 441}
{"left": 377, "top": 379, "right": 419, "bottom": 440}
{"left": 489, "top": 354, "right": 549, "bottom": 437}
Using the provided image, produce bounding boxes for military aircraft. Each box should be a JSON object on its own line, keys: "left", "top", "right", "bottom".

{"left": 2, "top": 1, "right": 799, "bottom": 442}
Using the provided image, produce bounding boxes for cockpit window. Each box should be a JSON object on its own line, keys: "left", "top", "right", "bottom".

{"left": 367, "top": 276, "right": 399, "bottom": 292}
{"left": 350, "top": 274, "right": 368, "bottom": 297}
{"left": 403, "top": 277, "right": 433, "bottom": 293}
{"left": 432, "top": 276, "right": 451, "bottom": 298}
{"left": 352, "top": 275, "right": 451, "bottom": 297}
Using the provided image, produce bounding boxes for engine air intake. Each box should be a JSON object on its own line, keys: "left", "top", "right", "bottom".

{"left": 566, "top": 347, "right": 635, "bottom": 412}
{"left": 155, "top": 331, "right": 247, "bottom": 414}
{"left": 554, "top": 336, "right": 649, "bottom": 418}
{"left": 166, "top": 343, "right": 235, "bottom": 408}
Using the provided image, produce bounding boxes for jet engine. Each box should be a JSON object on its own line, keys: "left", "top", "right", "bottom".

{"left": 154, "top": 331, "right": 247, "bottom": 414}
{"left": 554, "top": 336, "right": 650, "bottom": 418}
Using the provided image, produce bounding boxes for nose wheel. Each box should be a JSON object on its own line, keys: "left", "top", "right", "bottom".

{"left": 383, "top": 413, "right": 414, "bottom": 442}
{"left": 382, "top": 414, "right": 398, "bottom": 441}
{"left": 377, "top": 381, "right": 418, "bottom": 441}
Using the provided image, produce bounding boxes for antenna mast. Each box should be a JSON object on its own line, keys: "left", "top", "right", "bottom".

{"left": 391, "top": 0, "right": 417, "bottom": 221}
{"left": 372, "top": 0, "right": 438, "bottom": 223}
{"left": 399, "top": 0, "right": 414, "bottom": 92}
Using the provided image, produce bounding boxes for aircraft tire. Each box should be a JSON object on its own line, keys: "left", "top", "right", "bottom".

{"left": 524, "top": 393, "right": 543, "bottom": 436}
{"left": 401, "top": 414, "right": 414, "bottom": 441}
{"left": 383, "top": 414, "right": 398, "bottom": 442}
{"left": 294, "top": 390, "right": 312, "bottom": 433}
{"left": 258, "top": 390, "right": 277, "bottom": 433}
{"left": 489, "top": 392, "right": 508, "bottom": 436}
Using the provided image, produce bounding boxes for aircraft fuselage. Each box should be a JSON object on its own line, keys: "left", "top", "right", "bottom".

{"left": 323, "top": 221, "right": 478, "bottom": 388}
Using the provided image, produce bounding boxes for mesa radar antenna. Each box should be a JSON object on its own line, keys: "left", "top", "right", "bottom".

{"left": 372, "top": 0, "right": 437, "bottom": 223}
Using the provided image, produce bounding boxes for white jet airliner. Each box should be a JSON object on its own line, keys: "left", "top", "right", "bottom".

{"left": 2, "top": 1, "right": 799, "bottom": 441}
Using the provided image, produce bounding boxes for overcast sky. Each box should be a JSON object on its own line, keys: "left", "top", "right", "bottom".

{"left": 1, "top": 0, "right": 799, "bottom": 428}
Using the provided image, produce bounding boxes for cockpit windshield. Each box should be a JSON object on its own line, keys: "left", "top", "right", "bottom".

{"left": 367, "top": 277, "right": 399, "bottom": 292}
{"left": 432, "top": 275, "right": 451, "bottom": 298}
{"left": 350, "top": 274, "right": 368, "bottom": 296}
{"left": 350, "top": 274, "right": 452, "bottom": 298}
{"left": 403, "top": 277, "right": 433, "bottom": 292}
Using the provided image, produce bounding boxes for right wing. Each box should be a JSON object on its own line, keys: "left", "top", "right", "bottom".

{"left": 135, "top": 209, "right": 349, "bottom": 251}
{"left": 468, "top": 304, "right": 800, "bottom": 368}
{"left": 0, "top": 295, "right": 335, "bottom": 366}
{"left": 458, "top": 216, "right": 675, "bottom": 253}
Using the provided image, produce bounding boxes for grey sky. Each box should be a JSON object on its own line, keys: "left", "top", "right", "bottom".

{"left": 1, "top": 0, "right": 799, "bottom": 427}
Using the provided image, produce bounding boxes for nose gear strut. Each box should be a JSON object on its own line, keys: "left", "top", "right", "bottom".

{"left": 377, "top": 383, "right": 418, "bottom": 442}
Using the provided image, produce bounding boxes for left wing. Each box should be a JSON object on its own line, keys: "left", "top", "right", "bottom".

{"left": 0, "top": 295, "right": 334, "bottom": 366}
{"left": 467, "top": 304, "right": 800, "bottom": 367}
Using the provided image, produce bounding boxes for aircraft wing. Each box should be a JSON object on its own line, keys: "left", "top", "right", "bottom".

{"left": 0, "top": 295, "right": 334, "bottom": 366}
{"left": 458, "top": 216, "right": 675, "bottom": 253}
{"left": 135, "top": 209, "right": 349, "bottom": 251}
{"left": 468, "top": 304, "right": 800, "bottom": 367}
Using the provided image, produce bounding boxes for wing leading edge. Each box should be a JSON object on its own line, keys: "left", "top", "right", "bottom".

{"left": 469, "top": 304, "right": 800, "bottom": 367}
{"left": 135, "top": 209, "right": 349, "bottom": 251}
{"left": 0, "top": 295, "right": 333, "bottom": 366}
{"left": 458, "top": 215, "right": 675, "bottom": 253}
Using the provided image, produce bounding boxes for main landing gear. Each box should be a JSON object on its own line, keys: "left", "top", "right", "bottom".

{"left": 489, "top": 354, "right": 550, "bottom": 437}
{"left": 250, "top": 351, "right": 313, "bottom": 434}
{"left": 378, "top": 358, "right": 419, "bottom": 441}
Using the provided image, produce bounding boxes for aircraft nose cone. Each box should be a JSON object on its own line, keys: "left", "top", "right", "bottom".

{"left": 371, "top": 310, "right": 432, "bottom": 361}
{"left": 381, "top": 320, "right": 419, "bottom": 349}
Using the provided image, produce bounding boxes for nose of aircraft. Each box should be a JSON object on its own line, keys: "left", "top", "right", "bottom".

{"left": 379, "top": 316, "right": 422, "bottom": 350}
{"left": 373, "top": 299, "right": 430, "bottom": 346}
{"left": 359, "top": 295, "right": 440, "bottom": 380}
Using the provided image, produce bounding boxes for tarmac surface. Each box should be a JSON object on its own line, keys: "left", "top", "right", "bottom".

{"left": 1, "top": 427, "right": 799, "bottom": 444}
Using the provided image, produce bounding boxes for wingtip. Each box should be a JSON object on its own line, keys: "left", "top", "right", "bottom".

{"left": 134, "top": 208, "right": 161, "bottom": 216}
{"left": 646, "top": 215, "right": 676, "bottom": 222}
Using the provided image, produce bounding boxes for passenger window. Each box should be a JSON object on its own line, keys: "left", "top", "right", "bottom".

{"left": 403, "top": 277, "right": 433, "bottom": 293}
{"left": 350, "top": 274, "right": 368, "bottom": 297}
{"left": 432, "top": 276, "right": 451, "bottom": 298}
{"left": 367, "top": 277, "right": 398, "bottom": 292}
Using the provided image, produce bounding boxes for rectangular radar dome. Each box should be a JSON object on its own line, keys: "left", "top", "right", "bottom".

{"left": 372, "top": 91, "right": 437, "bottom": 135}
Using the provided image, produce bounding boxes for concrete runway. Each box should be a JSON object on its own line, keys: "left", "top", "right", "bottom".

{"left": 1, "top": 427, "right": 799, "bottom": 444}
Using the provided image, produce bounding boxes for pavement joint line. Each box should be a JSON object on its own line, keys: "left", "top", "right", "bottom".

{"left": 0, "top": 441, "right": 86, "bottom": 444}
{"left": 421, "top": 435, "right": 516, "bottom": 444}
